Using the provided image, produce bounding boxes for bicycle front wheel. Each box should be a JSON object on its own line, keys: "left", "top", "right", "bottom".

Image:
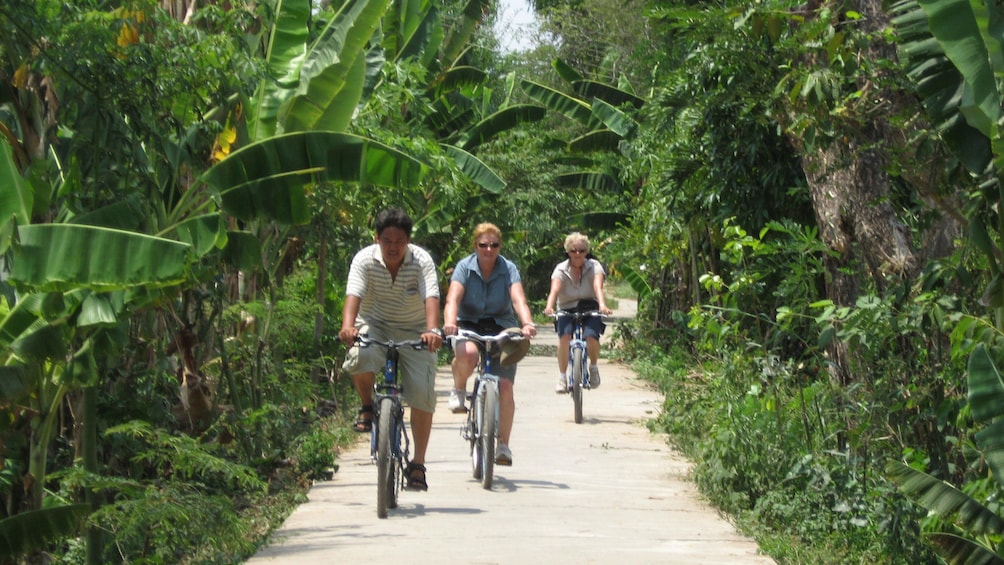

{"left": 480, "top": 381, "right": 498, "bottom": 490}
{"left": 470, "top": 393, "right": 483, "bottom": 480}
{"left": 376, "top": 397, "right": 396, "bottom": 518}
{"left": 572, "top": 348, "right": 585, "bottom": 424}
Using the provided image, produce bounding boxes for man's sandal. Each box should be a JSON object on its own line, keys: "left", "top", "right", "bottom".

{"left": 405, "top": 462, "right": 428, "bottom": 491}
{"left": 352, "top": 405, "right": 373, "bottom": 433}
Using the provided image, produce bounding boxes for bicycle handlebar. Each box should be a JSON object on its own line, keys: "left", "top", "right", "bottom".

{"left": 355, "top": 334, "right": 428, "bottom": 350}
{"left": 446, "top": 328, "right": 526, "bottom": 345}
{"left": 551, "top": 310, "right": 607, "bottom": 318}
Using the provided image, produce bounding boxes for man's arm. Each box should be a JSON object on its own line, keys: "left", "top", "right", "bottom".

{"left": 421, "top": 297, "right": 443, "bottom": 351}
{"left": 338, "top": 295, "right": 362, "bottom": 345}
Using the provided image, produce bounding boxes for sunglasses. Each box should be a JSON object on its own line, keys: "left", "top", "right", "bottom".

{"left": 569, "top": 249, "right": 587, "bottom": 254}
{"left": 478, "top": 242, "right": 501, "bottom": 249}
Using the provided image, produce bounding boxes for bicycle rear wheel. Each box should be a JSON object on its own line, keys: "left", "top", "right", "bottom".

{"left": 572, "top": 348, "right": 585, "bottom": 424}
{"left": 376, "top": 397, "right": 396, "bottom": 518}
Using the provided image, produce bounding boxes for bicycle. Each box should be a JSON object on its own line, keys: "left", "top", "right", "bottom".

{"left": 447, "top": 328, "right": 525, "bottom": 490}
{"left": 553, "top": 310, "right": 605, "bottom": 424}
{"left": 353, "top": 334, "right": 427, "bottom": 518}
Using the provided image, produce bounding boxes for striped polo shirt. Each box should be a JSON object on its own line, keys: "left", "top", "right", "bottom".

{"left": 346, "top": 243, "right": 440, "bottom": 329}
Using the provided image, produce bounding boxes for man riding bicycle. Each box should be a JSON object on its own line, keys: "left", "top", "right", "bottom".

{"left": 338, "top": 207, "right": 443, "bottom": 491}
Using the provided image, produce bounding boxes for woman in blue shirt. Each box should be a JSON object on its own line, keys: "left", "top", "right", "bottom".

{"left": 443, "top": 223, "right": 537, "bottom": 466}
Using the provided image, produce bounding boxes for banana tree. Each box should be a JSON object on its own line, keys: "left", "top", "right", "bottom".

{"left": 891, "top": 0, "right": 1004, "bottom": 324}
{"left": 515, "top": 60, "right": 642, "bottom": 267}
{"left": 887, "top": 1, "right": 1004, "bottom": 562}
{"left": 0, "top": 141, "right": 199, "bottom": 558}
{"left": 887, "top": 344, "right": 1004, "bottom": 564}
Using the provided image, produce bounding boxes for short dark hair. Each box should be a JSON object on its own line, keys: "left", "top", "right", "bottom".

{"left": 374, "top": 207, "right": 413, "bottom": 237}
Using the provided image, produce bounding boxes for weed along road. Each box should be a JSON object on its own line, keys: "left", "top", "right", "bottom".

{"left": 246, "top": 304, "right": 774, "bottom": 565}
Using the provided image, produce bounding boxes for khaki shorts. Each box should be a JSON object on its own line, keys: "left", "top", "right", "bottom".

{"left": 342, "top": 323, "right": 437, "bottom": 413}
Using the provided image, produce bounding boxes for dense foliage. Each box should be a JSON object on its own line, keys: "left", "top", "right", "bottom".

{"left": 4, "top": 0, "right": 1004, "bottom": 563}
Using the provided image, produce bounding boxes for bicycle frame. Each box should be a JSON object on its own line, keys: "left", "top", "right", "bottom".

{"left": 448, "top": 329, "right": 522, "bottom": 489}
{"left": 556, "top": 310, "right": 603, "bottom": 389}
{"left": 555, "top": 310, "right": 603, "bottom": 424}
{"left": 354, "top": 334, "right": 425, "bottom": 517}
{"left": 370, "top": 342, "right": 408, "bottom": 462}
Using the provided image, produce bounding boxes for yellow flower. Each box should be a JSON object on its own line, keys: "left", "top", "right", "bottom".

{"left": 117, "top": 22, "right": 139, "bottom": 47}
{"left": 212, "top": 125, "right": 238, "bottom": 162}
{"left": 12, "top": 64, "right": 28, "bottom": 89}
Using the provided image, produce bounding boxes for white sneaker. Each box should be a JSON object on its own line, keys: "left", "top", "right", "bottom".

{"left": 588, "top": 365, "right": 601, "bottom": 389}
{"left": 495, "top": 443, "right": 512, "bottom": 466}
{"left": 448, "top": 388, "right": 467, "bottom": 413}
{"left": 555, "top": 374, "right": 569, "bottom": 394}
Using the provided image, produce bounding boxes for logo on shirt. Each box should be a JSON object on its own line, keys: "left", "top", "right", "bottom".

{"left": 405, "top": 286, "right": 419, "bottom": 297}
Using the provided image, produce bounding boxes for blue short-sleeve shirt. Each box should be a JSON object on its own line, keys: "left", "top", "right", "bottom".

{"left": 451, "top": 253, "right": 521, "bottom": 328}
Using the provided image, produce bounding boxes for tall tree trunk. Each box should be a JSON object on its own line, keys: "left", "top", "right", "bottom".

{"left": 788, "top": 0, "right": 938, "bottom": 386}
{"left": 800, "top": 137, "right": 914, "bottom": 385}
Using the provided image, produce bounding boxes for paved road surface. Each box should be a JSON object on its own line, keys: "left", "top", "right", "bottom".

{"left": 247, "top": 303, "right": 774, "bottom": 564}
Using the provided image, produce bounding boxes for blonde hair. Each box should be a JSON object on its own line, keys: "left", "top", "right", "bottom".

{"left": 563, "top": 232, "right": 590, "bottom": 253}
{"left": 472, "top": 223, "right": 502, "bottom": 244}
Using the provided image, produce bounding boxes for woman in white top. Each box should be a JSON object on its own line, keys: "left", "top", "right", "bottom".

{"left": 543, "top": 233, "right": 612, "bottom": 393}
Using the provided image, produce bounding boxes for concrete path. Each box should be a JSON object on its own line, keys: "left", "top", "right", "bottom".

{"left": 246, "top": 303, "right": 774, "bottom": 564}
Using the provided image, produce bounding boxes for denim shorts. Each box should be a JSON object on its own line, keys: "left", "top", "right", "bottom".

{"left": 555, "top": 315, "right": 605, "bottom": 340}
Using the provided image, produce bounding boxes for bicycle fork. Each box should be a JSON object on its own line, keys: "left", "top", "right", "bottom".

{"left": 462, "top": 379, "right": 497, "bottom": 442}
{"left": 462, "top": 381, "right": 485, "bottom": 442}
{"left": 569, "top": 338, "right": 592, "bottom": 389}
{"left": 371, "top": 396, "right": 409, "bottom": 461}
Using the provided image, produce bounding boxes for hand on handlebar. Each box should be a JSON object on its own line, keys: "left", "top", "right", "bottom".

{"left": 338, "top": 326, "right": 359, "bottom": 346}
{"left": 421, "top": 329, "right": 443, "bottom": 352}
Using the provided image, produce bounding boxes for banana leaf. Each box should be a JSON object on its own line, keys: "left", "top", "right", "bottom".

{"left": 460, "top": 105, "right": 547, "bottom": 151}
{"left": 284, "top": 0, "right": 392, "bottom": 132}
{"left": 520, "top": 79, "right": 599, "bottom": 128}
{"left": 890, "top": 0, "right": 995, "bottom": 175}
{"left": 619, "top": 264, "right": 653, "bottom": 300}
{"left": 968, "top": 344, "right": 1004, "bottom": 485}
{"left": 553, "top": 58, "right": 584, "bottom": 83}
{"left": 443, "top": 145, "right": 505, "bottom": 193}
{"left": 574, "top": 80, "right": 645, "bottom": 109}
{"left": 247, "top": 0, "right": 311, "bottom": 140}
{"left": 203, "top": 132, "right": 427, "bottom": 224}
{"left": 887, "top": 460, "right": 1004, "bottom": 536}
{"left": 0, "top": 138, "right": 31, "bottom": 229}
{"left": 927, "top": 533, "right": 1004, "bottom": 565}
{"left": 569, "top": 130, "right": 622, "bottom": 153}
{"left": 0, "top": 504, "right": 90, "bottom": 559}
{"left": 10, "top": 225, "right": 193, "bottom": 292}
{"left": 557, "top": 172, "right": 622, "bottom": 193}
{"left": 590, "top": 99, "right": 637, "bottom": 137}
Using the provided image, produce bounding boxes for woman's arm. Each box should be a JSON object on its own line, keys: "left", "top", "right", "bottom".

{"left": 543, "top": 277, "right": 562, "bottom": 316}
{"left": 443, "top": 280, "right": 465, "bottom": 336}
{"left": 592, "top": 265, "right": 612, "bottom": 315}
{"left": 509, "top": 282, "right": 537, "bottom": 338}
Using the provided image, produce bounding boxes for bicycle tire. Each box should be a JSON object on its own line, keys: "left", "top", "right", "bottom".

{"left": 376, "top": 397, "right": 395, "bottom": 518}
{"left": 572, "top": 348, "right": 584, "bottom": 424}
{"left": 470, "top": 390, "right": 483, "bottom": 480}
{"left": 388, "top": 411, "right": 401, "bottom": 510}
{"left": 481, "top": 380, "right": 498, "bottom": 489}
